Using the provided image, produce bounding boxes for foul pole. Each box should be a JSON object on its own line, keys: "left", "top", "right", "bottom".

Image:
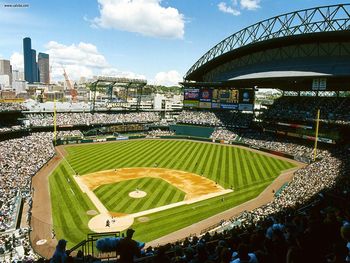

{"left": 313, "top": 109, "right": 320, "bottom": 161}
{"left": 53, "top": 98, "right": 57, "bottom": 146}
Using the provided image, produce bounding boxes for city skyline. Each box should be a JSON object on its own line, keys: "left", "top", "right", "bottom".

{"left": 0, "top": 0, "right": 341, "bottom": 86}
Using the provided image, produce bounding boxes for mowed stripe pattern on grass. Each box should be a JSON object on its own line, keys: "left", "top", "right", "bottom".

{"left": 66, "top": 140, "right": 295, "bottom": 190}
{"left": 49, "top": 139, "right": 296, "bottom": 245}
{"left": 49, "top": 161, "right": 97, "bottom": 244}
{"left": 94, "top": 177, "right": 185, "bottom": 214}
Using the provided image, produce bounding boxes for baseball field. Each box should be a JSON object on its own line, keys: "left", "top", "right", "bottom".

{"left": 48, "top": 139, "right": 296, "bottom": 246}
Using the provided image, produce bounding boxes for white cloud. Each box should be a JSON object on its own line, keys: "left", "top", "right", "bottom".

{"left": 10, "top": 52, "right": 24, "bottom": 70}
{"left": 44, "top": 41, "right": 109, "bottom": 81}
{"left": 240, "top": 0, "right": 261, "bottom": 10}
{"left": 45, "top": 41, "right": 109, "bottom": 69}
{"left": 153, "top": 70, "right": 182, "bottom": 86}
{"left": 51, "top": 63, "right": 94, "bottom": 82}
{"left": 218, "top": 0, "right": 261, "bottom": 15}
{"left": 42, "top": 41, "right": 144, "bottom": 81}
{"left": 92, "top": 0, "right": 185, "bottom": 39}
{"left": 218, "top": 2, "right": 240, "bottom": 16}
{"left": 101, "top": 67, "right": 146, "bottom": 79}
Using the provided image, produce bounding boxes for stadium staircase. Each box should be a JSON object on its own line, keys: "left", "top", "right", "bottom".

{"left": 67, "top": 232, "right": 158, "bottom": 262}
{"left": 68, "top": 232, "right": 120, "bottom": 262}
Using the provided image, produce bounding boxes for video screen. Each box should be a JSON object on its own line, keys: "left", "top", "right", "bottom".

{"left": 184, "top": 89, "right": 199, "bottom": 100}
{"left": 183, "top": 87, "right": 253, "bottom": 111}
{"left": 199, "top": 88, "right": 212, "bottom": 102}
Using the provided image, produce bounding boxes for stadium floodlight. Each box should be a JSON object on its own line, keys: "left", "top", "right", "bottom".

{"left": 87, "top": 76, "right": 148, "bottom": 112}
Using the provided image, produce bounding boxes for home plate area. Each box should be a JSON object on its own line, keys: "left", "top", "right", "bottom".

{"left": 88, "top": 213, "right": 134, "bottom": 233}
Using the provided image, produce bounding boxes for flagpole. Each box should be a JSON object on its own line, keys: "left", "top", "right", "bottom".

{"left": 54, "top": 96, "right": 57, "bottom": 146}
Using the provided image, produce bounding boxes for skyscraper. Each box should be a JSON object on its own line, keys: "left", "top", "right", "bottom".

{"left": 31, "top": 49, "right": 38, "bottom": 83}
{"left": 0, "top": 59, "right": 12, "bottom": 86}
{"left": 23, "top": 37, "right": 39, "bottom": 83}
{"left": 23, "top": 37, "right": 33, "bottom": 83}
{"left": 38, "top": 52, "right": 50, "bottom": 84}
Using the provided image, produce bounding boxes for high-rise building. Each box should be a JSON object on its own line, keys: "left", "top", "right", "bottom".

{"left": 38, "top": 52, "right": 50, "bottom": 84}
{"left": 31, "top": 49, "right": 38, "bottom": 83}
{"left": 23, "top": 37, "right": 40, "bottom": 83}
{"left": 23, "top": 37, "right": 34, "bottom": 83}
{"left": 0, "top": 59, "right": 12, "bottom": 88}
{"left": 12, "top": 70, "right": 25, "bottom": 81}
{"left": 0, "top": 59, "right": 12, "bottom": 86}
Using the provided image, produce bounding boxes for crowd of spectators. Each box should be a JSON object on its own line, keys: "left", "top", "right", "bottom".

{"left": 0, "top": 103, "right": 27, "bottom": 112}
{"left": 0, "top": 125, "right": 24, "bottom": 134}
{"left": 210, "top": 128, "right": 238, "bottom": 142}
{"left": 25, "top": 112, "right": 160, "bottom": 127}
{"left": 56, "top": 130, "right": 83, "bottom": 138}
{"left": 263, "top": 96, "right": 350, "bottom": 125}
{"left": 217, "top": 112, "right": 253, "bottom": 128}
{"left": 177, "top": 110, "right": 253, "bottom": 128}
{"left": 147, "top": 129, "right": 175, "bottom": 138}
{"left": 0, "top": 229, "right": 37, "bottom": 262}
{"left": 0, "top": 132, "right": 55, "bottom": 261}
{"left": 241, "top": 130, "right": 329, "bottom": 160}
{"left": 177, "top": 111, "right": 223, "bottom": 126}
{"left": 0, "top": 132, "right": 55, "bottom": 231}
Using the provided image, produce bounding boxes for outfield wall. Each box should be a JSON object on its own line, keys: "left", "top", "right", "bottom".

{"left": 169, "top": 125, "right": 214, "bottom": 138}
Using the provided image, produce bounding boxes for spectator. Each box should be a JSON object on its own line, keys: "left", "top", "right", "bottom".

{"left": 116, "top": 228, "right": 141, "bottom": 263}
{"left": 50, "top": 239, "right": 69, "bottom": 263}
{"left": 231, "top": 243, "right": 258, "bottom": 263}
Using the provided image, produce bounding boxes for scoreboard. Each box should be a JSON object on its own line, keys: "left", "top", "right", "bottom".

{"left": 183, "top": 88, "right": 254, "bottom": 111}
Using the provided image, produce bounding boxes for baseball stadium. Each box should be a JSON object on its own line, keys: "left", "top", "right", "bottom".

{"left": 1, "top": 3, "right": 350, "bottom": 263}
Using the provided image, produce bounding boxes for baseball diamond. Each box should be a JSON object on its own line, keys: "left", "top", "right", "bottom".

{"left": 48, "top": 139, "right": 297, "bottom": 245}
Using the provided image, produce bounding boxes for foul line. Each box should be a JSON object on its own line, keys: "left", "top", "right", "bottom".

{"left": 56, "top": 146, "right": 77, "bottom": 176}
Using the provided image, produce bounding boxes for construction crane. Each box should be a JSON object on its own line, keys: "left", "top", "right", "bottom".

{"left": 62, "top": 67, "right": 77, "bottom": 102}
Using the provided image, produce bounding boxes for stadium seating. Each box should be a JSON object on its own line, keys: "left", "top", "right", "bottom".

{"left": 0, "top": 106, "right": 350, "bottom": 262}
{"left": 0, "top": 103, "right": 27, "bottom": 112}
{"left": 25, "top": 112, "right": 160, "bottom": 127}
{"left": 262, "top": 96, "right": 350, "bottom": 124}
{"left": 177, "top": 110, "right": 253, "bottom": 128}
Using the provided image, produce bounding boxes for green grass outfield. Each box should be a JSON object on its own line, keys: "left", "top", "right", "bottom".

{"left": 49, "top": 139, "right": 296, "bottom": 246}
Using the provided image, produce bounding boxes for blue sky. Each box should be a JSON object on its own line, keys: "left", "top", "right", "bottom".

{"left": 0, "top": 0, "right": 341, "bottom": 85}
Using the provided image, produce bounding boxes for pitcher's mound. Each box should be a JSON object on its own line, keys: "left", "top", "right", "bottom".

{"left": 129, "top": 190, "right": 147, "bottom": 198}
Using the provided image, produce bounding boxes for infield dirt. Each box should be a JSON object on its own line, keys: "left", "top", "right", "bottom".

{"left": 81, "top": 167, "right": 225, "bottom": 200}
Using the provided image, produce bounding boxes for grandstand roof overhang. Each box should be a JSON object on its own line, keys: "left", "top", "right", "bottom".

{"left": 181, "top": 75, "right": 350, "bottom": 91}
{"left": 184, "top": 4, "right": 350, "bottom": 91}
{"left": 185, "top": 31, "right": 350, "bottom": 82}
